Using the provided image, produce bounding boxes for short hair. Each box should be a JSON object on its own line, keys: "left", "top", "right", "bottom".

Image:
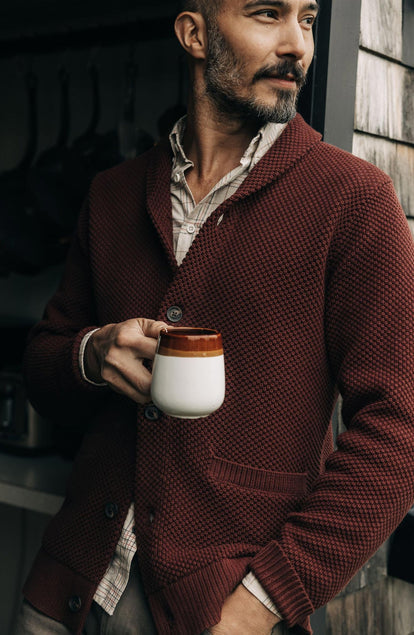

{"left": 178, "top": 0, "right": 223, "bottom": 23}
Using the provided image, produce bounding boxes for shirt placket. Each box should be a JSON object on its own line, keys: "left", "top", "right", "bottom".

{"left": 173, "top": 162, "right": 252, "bottom": 266}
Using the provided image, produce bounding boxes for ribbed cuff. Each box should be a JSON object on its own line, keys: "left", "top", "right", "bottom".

{"left": 249, "top": 542, "right": 313, "bottom": 628}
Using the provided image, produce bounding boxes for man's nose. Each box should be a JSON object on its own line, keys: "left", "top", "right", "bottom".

{"left": 275, "top": 20, "right": 308, "bottom": 60}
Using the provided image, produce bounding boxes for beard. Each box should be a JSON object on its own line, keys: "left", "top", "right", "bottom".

{"left": 204, "top": 23, "right": 307, "bottom": 125}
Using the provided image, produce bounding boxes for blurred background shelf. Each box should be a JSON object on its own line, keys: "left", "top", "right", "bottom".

{"left": 0, "top": 451, "right": 71, "bottom": 515}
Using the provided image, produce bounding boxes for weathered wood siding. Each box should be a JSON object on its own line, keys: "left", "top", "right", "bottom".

{"left": 326, "top": 542, "right": 414, "bottom": 634}
{"left": 355, "top": 50, "right": 414, "bottom": 144}
{"left": 352, "top": 0, "right": 414, "bottom": 216}
{"left": 409, "top": 218, "right": 414, "bottom": 240}
{"left": 353, "top": 133, "right": 414, "bottom": 213}
{"left": 360, "top": 0, "right": 403, "bottom": 58}
{"left": 327, "top": 575, "right": 414, "bottom": 633}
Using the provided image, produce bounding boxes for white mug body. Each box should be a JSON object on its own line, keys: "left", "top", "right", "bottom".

{"left": 150, "top": 328, "right": 225, "bottom": 419}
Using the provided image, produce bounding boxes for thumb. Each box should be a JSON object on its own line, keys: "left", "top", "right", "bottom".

{"left": 136, "top": 318, "right": 169, "bottom": 340}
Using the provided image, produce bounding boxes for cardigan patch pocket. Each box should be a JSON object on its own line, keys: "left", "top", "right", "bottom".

{"left": 209, "top": 455, "right": 307, "bottom": 496}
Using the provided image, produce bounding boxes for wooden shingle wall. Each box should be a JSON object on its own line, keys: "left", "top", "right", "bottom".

{"left": 352, "top": 0, "right": 414, "bottom": 224}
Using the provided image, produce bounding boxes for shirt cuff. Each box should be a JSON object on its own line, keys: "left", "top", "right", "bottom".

{"left": 79, "top": 329, "right": 108, "bottom": 387}
{"left": 242, "top": 572, "right": 282, "bottom": 620}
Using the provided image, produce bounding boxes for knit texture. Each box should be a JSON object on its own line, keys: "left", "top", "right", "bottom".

{"left": 23, "top": 115, "right": 414, "bottom": 634}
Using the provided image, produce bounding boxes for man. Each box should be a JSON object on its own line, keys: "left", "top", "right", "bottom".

{"left": 18, "top": 1, "right": 414, "bottom": 634}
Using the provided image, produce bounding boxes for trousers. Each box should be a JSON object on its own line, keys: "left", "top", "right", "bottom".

{"left": 14, "top": 557, "right": 291, "bottom": 634}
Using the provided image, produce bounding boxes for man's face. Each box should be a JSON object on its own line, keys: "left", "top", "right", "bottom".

{"left": 204, "top": 0, "right": 318, "bottom": 124}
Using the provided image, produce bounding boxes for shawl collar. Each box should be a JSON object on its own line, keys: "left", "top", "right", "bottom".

{"left": 225, "top": 114, "right": 322, "bottom": 205}
{"left": 145, "top": 114, "right": 321, "bottom": 261}
{"left": 145, "top": 138, "right": 177, "bottom": 270}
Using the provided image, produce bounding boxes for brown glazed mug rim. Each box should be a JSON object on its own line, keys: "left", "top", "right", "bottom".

{"left": 157, "top": 327, "right": 223, "bottom": 357}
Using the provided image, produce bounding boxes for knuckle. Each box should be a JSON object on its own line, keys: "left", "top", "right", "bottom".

{"left": 134, "top": 378, "right": 150, "bottom": 395}
{"left": 101, "top": 369, "right": 118, "bottom": 386}
{"left": 114, "top": 330, "right": 132, "bottom": 348}
{"left": 104, "top": 351, "right": 119, "bottom": 368}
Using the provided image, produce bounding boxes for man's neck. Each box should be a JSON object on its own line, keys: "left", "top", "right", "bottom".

{"left": 182, "top": 94, "right": 260, "bottom": 204}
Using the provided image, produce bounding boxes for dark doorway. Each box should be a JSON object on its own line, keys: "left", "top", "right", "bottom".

{"left": 297, "top": 0, "right": 332, "bottom": 136}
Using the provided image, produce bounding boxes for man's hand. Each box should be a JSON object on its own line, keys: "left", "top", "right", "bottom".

{"left": 210, "top": 584, "right": 280, "bottom": 635}
{"left": 84, "top": 318, "right": 168, "bottom": 403}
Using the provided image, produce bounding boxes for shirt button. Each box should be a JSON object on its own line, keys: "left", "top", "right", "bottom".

{"left": 166, "top": 306, "right": 183, "bottom": 323}
{"left": 104, "top": 502, "right": 119, "bottom": 519}
{"left": 145, "top": 404, "right": 161, "bottom": 421}
{"left": 186, "top": 224, "right": 195, "bottom": 234}
{"left": 68, "top": 595, "right": 82, "bottom": 613}
{"left": 173, "top": 173, "right": 181, "bottom": 183}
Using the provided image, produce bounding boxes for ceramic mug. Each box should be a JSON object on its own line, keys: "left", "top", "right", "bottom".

{"left": 150, "top": 327, "right": 225, "bottom": 419}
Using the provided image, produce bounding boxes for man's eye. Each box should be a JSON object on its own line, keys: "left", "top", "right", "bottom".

{"left": 302, "top": 16, "right": 316, "bottom": 27}
{"left": 255, "top": 10, "right": 277, "bottom": 19}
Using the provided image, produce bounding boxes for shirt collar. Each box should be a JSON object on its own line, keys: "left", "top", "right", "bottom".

{"left": 170, "top": 116, "right": 192, "bottom": 169}
{"left": 169, "top": 115, "right": 287, "bottom": 174}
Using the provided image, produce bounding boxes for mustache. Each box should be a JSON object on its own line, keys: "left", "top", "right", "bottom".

{"left": 253, "top": 61, "right": 307, "bottom": 88}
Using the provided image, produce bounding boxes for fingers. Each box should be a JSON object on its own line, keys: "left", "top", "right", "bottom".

{"left": 104, "top": 362, "right": 153, "bottom": 404}
{"left": 132, "top": 319, "right": 169, "bottom": 360}
{"left": 90, "top": 318, "right": 169, "bottom": 404}
{"left": 112, "top": 319, "right": 168, "bottom": 360}
{"left": 137, "top": 318, "right": 169, "bottom": 340}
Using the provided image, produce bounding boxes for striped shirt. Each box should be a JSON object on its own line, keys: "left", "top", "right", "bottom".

{"left": 93, "top": 116, "right": 287, "bottom": 616}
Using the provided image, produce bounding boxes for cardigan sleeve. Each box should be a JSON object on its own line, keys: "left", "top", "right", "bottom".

{"left": 248, "top": 177, "right": 414, "bottom": 627}
{"left": 22, "top": 197, "right": 108, "bottom": 425}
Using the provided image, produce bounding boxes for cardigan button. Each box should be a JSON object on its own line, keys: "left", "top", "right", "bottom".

{"left": 166, "top": 306, "right": 183, "bottom": 323}
{"left": 145, "top": 404, "right": 161, "bottom": 421}
{"left": 104, "top": 502, "right": 119, "bottom": 519}
{"left": 68, "top": 595, "right": 82, "bottom": 613}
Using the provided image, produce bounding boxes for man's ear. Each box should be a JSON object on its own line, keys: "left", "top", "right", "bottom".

{"left": 174, "top": 12, "right": 208, "bottom": 60}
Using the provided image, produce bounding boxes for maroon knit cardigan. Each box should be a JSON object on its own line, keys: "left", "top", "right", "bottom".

{"left": 23, "top": 115, "right": 414, "bottom": 634}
